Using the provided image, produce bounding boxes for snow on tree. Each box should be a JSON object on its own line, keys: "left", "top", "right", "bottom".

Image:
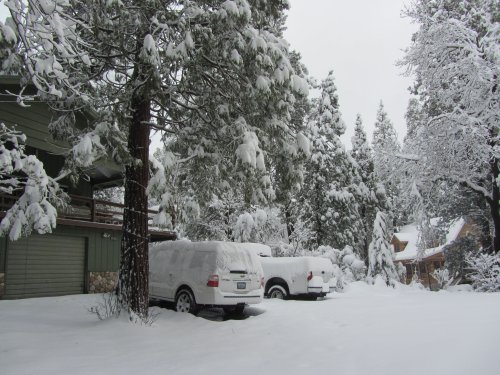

{"left": 0, "top": 123, "right": 67, "bottom": 240}
{"left": 367, "top": 211, "right": 400, "bottom": 285}
{"left": 184, "top": 191, "right": 241, "bottom": 241}
{"left": 300, "top": 71, "right": 362, "bottom": 251}
{"left": 350, "top": 114, "right": 381, "bottom": 261}
{"left": 0, "top": 16, "right": 20, "bottom": 75}
{"left": 5, "top": 0, "right": 307, "bottom": 320}
{"left": 0, "top": 17, "right": 66, "bottom": 239}
{"left": 431, "top": 268, "right": 452, "bottom": 290}
{"left": 147, "top": 150, "right": 200, "bottom": 234}
{"left": 372, "top": 101, "right": 401, "bottom": 207}
{"left": 311, "top": 245, "right": 366, "bottom": 291}
{"left": 466, "top": 251, "right": 500, "bottom": 292}
{"left": 275, "top": 213, "right": 315, "bottom": 256}
{"left": 271, "top": 50, "right": 312, "bottom": 241}
{"left": 232, "top": 206, "right": 285, "bottom": 244}
{"left": 401, "top": 0, "right": 500, "bottom": 252}
{"left": 444, "top": 235, "right": 480, "bottom": 282}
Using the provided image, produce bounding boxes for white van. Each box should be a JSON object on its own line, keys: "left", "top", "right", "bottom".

{"left": 149, "top": 241, "right": 264, "bottom": 314}
{"left": 260, "top": 256, "right": 334, "bottom": 300}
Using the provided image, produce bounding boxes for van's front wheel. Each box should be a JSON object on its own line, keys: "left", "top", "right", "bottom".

{"left": 175, "top": 289, "right": 198, "bottom": 315}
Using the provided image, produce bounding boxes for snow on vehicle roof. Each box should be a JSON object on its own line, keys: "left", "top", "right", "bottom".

{"left": 236, "top": 242, "right": 273, "bottom": 257}
{"left": 260, "top": 256, "right": 334, "bottom": 281}
{"left": 260, "top": 256, "right": 333, "bottom": 270}
{"left": 149, "top": 240, "right": 263, "bottom": 274}
{"left": 151, "top": 240, "right": 245, "bottom": 253}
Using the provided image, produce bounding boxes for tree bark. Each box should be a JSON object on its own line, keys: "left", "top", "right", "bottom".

{"left": 284, "top": 203, "right": 294, "bottom": 239}
{"left": 490, "top": 158, "right": 500, "bottom": 253}
{"left": 117, "top": 86, "right": 151, "bottom": 319}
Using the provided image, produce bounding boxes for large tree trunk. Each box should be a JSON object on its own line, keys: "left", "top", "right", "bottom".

{"left": 490, "top": 158, "right": 500, "bottom": 253}
{"left": 117, "top": 88, "right": 151, "bottom": 319}
{"left": 284, "top": 203, "right": 294, "bottom": 239}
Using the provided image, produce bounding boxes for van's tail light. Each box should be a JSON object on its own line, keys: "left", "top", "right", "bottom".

{"left": 307, "top": 271, "right": 313, "bottom": 281}
{"left": 207, "top": 274, "right": 219, "bottom": 287}
{"left": 260, "top": 277, "right": 265, "bottom": 288}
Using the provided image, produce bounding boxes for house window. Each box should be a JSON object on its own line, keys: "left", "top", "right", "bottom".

{"left": 433, "top": 262, "right": 442, "bottom": 270}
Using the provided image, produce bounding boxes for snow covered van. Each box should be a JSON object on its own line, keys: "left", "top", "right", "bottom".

{"left": 260, "top": 256, "right": 334, "bottom": 300}
{"left": 149, "top": 241, "right": 264, "bottom": 314}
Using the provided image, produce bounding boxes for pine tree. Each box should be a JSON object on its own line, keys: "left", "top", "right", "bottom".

{"left": 372, "top": 101, "right": 400, "bottom": 194}
{"left": 350, "top": 114, "right": 379, "bottom": 261}
{"left": 272, "top": 50, "right": 312, "bottom": 241}
{"left": 4, "top": 0, "right": 306, "bottom": 319}
{"left": 367, "top": 211, "right": 400, "bottom": 285}
{"left": 300, "top": 71, "right": 361, "bottom": 250}
{"left": 372, "top": 101, "right": 401, "bottom": 227}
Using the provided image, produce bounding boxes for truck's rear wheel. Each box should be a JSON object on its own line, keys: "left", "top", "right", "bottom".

{"left": 268, "top": 284, "right": 288, "bottom": 299}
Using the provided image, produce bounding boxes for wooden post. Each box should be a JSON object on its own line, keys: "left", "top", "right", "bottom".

{"left": 91, "top": 199, "right": 96, "bottom": 222}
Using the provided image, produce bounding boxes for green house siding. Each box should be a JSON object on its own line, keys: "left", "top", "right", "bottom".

{"left": 86, "top": 228, "right": 121, "bottom": 272}
{"left": 4, "top": 225, "right": 121, "bottom": 276}
{"left": 0, "top": 101, "right": 54, "bottom": 152}
{"left": 51, "top": 225, "right": 121, "bottom": 272}
{"left": 5, "top": 234, "right": 86, "bottom": 298}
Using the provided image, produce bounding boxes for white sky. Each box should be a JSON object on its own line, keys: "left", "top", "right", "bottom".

{"left": 1, "top": 1, "right": 416, "bottom": 146}
{"left": 284, "top": 0, "right": 417, "bottom": 146}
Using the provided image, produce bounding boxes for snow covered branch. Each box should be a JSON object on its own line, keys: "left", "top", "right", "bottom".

{"left": 0, "top": 122, "right": 68, "bottom": 240}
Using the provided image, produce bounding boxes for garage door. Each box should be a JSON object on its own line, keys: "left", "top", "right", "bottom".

{"left": 5, "top": 234, "right": 86, "bottom": 299}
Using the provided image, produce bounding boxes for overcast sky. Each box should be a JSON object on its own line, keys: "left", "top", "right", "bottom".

{"left": 1, "top": 1, "right": 416, "bottom": 146}
{"left": 284, "top": 0, "right": 417, "bottom": 146}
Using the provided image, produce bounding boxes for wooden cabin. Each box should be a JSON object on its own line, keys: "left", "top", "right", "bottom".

{"left": 392, "top": 218, "right": 478, "bottom": 290}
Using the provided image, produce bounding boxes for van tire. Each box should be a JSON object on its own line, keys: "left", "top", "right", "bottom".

{"left": 175, "top": 289, "right": 198, "bottom": 315}
{"left": 267, "top": 284, "right": 288, "bottom": 299}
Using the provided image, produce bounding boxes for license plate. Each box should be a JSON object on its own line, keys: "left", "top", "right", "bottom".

{"left": 237, "top": 282, "right": 246, "bottom": 290}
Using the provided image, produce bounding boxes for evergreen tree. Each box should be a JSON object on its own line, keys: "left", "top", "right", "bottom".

{"left": 272, "top": 51, "right": 312, "bottom": 241}
{"left": 350, "top": 114, "right": 379, "bottom": 261}
{"left": 300, "top": 71, "right": 361, "bottom": 250}
{"left": 372, "top": 101, "right": 400, "bottom": 196}
{"left": 367, "top": 211, "right": 400, "bottom": 285}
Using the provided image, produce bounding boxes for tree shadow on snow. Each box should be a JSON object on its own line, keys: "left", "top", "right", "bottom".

{"left": 149, "top": 299, "right": 265, "bottom": 322}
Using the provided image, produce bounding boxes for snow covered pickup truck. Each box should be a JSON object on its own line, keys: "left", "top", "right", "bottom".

{"left": 260, "top": 256, "right": 335, "bottom": 300}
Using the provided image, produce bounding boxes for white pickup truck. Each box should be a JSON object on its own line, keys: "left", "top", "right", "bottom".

{"left": 259, "top": 253, "right": 335, "bottom": 300}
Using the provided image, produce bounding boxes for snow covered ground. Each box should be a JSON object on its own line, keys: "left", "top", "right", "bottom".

{"left": 1, "top": 282, "right": 499, "bottom": 375}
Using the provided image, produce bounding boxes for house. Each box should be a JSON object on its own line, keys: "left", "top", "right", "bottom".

{"left": 0, "top": 75, "right": 175, "bottom": 299}
{"left": 392, "top": 218, "right": 478, "bottom": 289}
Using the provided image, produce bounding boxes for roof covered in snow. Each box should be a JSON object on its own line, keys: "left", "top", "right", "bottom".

{"left": 393, "top": 218, "right": 466, "bottom": 262}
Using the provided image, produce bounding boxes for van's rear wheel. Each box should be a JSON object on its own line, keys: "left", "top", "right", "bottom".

{"left": 175, "top": 289, "right": 198, "bottom": 315}
{"left": 268, "top": 285, "right": 287, "bottom": 299}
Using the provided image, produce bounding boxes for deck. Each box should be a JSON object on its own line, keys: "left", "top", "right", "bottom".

{"left": 0, "top": 193, "right": 176, "bottom": 241}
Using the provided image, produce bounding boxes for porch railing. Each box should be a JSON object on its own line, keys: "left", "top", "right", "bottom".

{"left": 0, "top": 193, "right": 160, "bottom": 227}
